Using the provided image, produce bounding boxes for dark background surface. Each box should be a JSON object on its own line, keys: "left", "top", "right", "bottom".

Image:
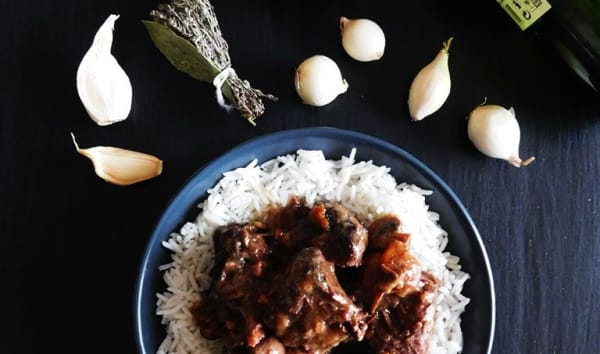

{"left": 1, "top": 0, "right": 598, "bottom": 353}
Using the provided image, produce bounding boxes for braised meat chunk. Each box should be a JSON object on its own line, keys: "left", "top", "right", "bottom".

{"left": 266, "top": 198, "right": 368, "bottom": 268}
{"left": 309, "top": 202, "right": 368, "bottom": 267}
{"left": 264, "top": 247, "right": 367, "bottom": 353}
{"left": 367, "top": 273, "right": 440, "bottom": 354}
{"left": 211, "top": 223, "right": 270, "bottom": 301}
{"left": 195, "top": 223, "right": 271, "bottom": 350}
{"left": 264, "top": 247, "right": 367, "bottom": 351}
{"left": 265, "top": 196, "right": 320, "bottom": 252}
{"left": 361, "top": 230, "right": 440, "bottom": 354}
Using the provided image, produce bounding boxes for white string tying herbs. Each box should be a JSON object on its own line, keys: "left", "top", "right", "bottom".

{"left": 212, "top": 67, "right": 235, "bottom": 111}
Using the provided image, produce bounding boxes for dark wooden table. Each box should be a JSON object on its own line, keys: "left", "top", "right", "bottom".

{"left": 1, "top": 1, "right": 598, "bottom": 353}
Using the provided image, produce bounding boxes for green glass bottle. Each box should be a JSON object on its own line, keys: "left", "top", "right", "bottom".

{"left": 499, "top": 0, "right": 600, "bottom": 93}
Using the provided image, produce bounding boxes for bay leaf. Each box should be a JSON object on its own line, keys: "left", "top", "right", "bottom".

{"left": 143, "top": 20, "right": 220, "bottom": 83}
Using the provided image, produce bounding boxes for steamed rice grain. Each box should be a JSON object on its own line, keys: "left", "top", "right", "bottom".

{"left": 156, "top": 149, "right": 470, "bottom": 354}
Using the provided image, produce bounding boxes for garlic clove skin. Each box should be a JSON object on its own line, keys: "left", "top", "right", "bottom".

{"left": 467, "top": 105, "right": 535, "bottom": 167}
{"left": 294, "top": 55, "right": 348, "bottom": 106}
{"left": 340, "top": 17, "right": 385, "bottom": 62}
{"left": 71, "top": 133, "right": 162, "bottom": 186}
{"left": 408, "top": 38, "right": 453, "bottom": 121}
{"left": 77, "top": 14, "right": 133, "bottom": 126}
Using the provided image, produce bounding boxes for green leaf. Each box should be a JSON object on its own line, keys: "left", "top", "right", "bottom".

{"left": 143, "top": 20, "right": 220, "bottom": 83}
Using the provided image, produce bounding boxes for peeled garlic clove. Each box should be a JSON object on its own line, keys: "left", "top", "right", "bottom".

{"left": 340, "top": 17, "right": 385, "bottom": 62}
{"left": 408, "top": 38, "right": 453, "bottom": 121}
{"left": 71, "top": 133, "right": 162, "bottom": 186}
{"left": 77, "top": 14, "right": 133, "bottom": 126}
{"left": 467, "top": 105, "right": 535, "bottom": 167}
{"left": 294, "top": 55, "right": 348, "bottom": 106}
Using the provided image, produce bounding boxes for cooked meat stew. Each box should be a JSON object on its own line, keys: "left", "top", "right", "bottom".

{"left": 193, "top": 196, "right": 440, "bottom": 354}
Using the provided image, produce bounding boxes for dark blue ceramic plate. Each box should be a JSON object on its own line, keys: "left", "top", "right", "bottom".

{"left": 134, "top": 127, "right": 495, "bottom": 354}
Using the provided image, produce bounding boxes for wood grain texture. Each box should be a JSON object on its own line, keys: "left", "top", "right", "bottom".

{"left": 0, "top": 0, "right": 598, "bottom": 353}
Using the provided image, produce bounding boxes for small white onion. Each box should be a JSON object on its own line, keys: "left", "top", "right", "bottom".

{"left": 294, "top": 55, "right": 348, "bottom": 106}
{"left": 467, "top": 104, "right": 535, "bottom": 167}
{"left": 340, "top": 17, "right": 385, "bottom": 62}
{"left": 408, "top": 38, "right": 453, "bottom": 121}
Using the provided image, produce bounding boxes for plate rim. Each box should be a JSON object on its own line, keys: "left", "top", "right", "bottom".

{"left": 134, "top": 126, "right": 496, "bottom": 354}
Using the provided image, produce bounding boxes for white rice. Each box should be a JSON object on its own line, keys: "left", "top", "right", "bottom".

{"left": 155, "top": 149, "right": 470, "bottom": 354}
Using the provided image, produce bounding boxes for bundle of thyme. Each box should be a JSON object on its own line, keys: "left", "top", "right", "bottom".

{"left": 144, "top": 0, "right": 277, "bottom": 125}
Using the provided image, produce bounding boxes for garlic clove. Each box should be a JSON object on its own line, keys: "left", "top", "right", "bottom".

{"left": 467, "top": 105, "right": 535, "bottom": 167}
{"left": 71, "top": 133, "right": 162, "bottom": 186}
{"left": 340, "top": 17, "right": 385, "bottom": 62}
{"left": 77, "top": 14, "right": 133, "bottom": 126}
{"left": 408, "top": 38, "right": 453, "bottom": 121}
{"left": 294, "top": 55, "right": 348, "bottom": 106}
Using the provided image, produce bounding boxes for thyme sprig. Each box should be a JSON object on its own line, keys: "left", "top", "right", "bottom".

{"left": 146, "top": 0, "right": 277, "bottom": 125}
